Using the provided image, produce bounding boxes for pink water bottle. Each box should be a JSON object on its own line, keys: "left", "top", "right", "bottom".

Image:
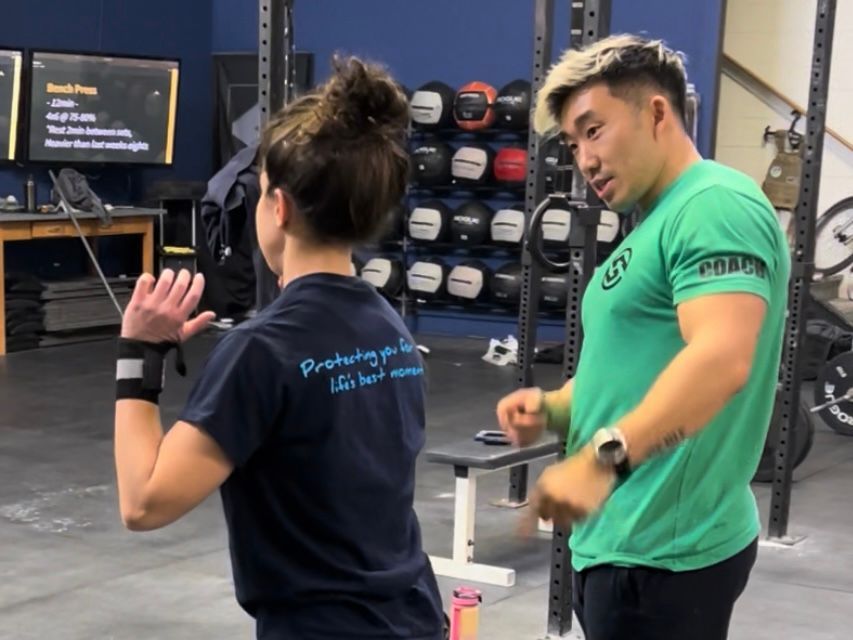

{"left": 449, "top": 586, "right": 482, "bottom": 640}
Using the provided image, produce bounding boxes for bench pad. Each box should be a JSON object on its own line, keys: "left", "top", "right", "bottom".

{"left": 424, "top": 435, "right": 561, "bottom": 470}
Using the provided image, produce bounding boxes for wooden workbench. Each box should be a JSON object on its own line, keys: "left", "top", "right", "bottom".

{"left": 0, "top": 208, "right": 162, "bottom": 355}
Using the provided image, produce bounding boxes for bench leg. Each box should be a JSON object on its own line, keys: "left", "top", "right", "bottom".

{"left": 451, "top": 470, "right": 476, "bottom": 563}
{"left": 428, "top": 467, "right": 516, "bottom": 588}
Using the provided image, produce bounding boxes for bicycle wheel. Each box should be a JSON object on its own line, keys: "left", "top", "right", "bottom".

{"left": 814, "top": 196, "right": 853, "bottom": 277}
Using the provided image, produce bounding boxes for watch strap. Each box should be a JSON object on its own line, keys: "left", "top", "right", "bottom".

{"left": 614, "top": 457, "right": 632, "bottom": 481}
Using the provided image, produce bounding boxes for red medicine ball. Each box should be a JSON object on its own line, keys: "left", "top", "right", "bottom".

{"left": 453, "top": 81, "right": 497, "bottom": 131}
{"left": 494, "top": 147, "right": 527, "bottom": 185}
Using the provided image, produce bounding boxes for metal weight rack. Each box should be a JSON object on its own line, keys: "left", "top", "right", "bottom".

{"left": 258, "top": 0, "right": 296, "bottom": 131}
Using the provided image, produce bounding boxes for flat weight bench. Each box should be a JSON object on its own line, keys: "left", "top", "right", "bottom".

{"left": 424, "top": 435, "right": 561, "bottom": 587}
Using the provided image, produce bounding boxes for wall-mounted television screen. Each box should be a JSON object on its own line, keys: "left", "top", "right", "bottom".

{"left": 0, "top": 48, "right": 24, "bottom": 162}
{"left": 27, "top": 50, "right": 179, "bottom": 165}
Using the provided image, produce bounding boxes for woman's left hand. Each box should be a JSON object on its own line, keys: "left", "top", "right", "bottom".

{"left": 120, "top": 269, "right": 216, "bottom": 344}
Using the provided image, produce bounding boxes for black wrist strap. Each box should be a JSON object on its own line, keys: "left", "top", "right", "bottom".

{"left": 615, "top": 458, "right": 632, "bottom": 482}
{"left": 116, "top": 338, "right": 187, "bottom": 404}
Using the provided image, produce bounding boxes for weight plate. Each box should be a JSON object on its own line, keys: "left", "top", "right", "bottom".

{"left": 813, "top": 350, "right": 853, "bottom": 436}
{"left": 754, "top": 402, "right": 815, "bottom": 483}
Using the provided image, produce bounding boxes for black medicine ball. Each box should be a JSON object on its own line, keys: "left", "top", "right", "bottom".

{"left": 407, "top": 257, "right": 449, "bottom": 300}
{"left": 411, "top": 142, "right": 453, "bottom": 187}
{"left": 361, "top": 257, "right": 405, "bottom": 298}
{"left": 381, "top": 202, "right": 407, "bottom": 241}
{"left": 451, "top": 201, "right": 494, "bottom": 246}
{"left": 491, "top": 262, "right": 523, "bottom": 305}
{"left": 410, "top": 81, "right": 456, "bottom": 129}
{"left": 451, "top": 144, "right": 495, "bottom": 185}
{"left": 495, "top": 79, "right": 531, "bottom": 129}
{"left": 408, "top": 200, "right": 451, "bottom": 242}
{"left": 447, "top": 259, "right": 492, "bottom": 303}
{"left": 540, "top": 273, "right": 569, "bottom": 309}
{"left": 490, "top": 205, "right": 525, "bottom": 246}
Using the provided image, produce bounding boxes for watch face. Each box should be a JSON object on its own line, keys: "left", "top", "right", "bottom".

{"left": 600, "top": 441, "right": 623, "bottom": 453}
{"left": 596, "top": 437, "right": 627, "bottom": 464}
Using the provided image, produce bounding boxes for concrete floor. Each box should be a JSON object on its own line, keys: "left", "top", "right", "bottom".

{"left": 1, "top": 333, "right": 852, "bottom": 639}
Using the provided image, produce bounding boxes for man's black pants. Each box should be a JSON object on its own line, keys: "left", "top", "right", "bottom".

{"left": 572, "top": 538, "right": 758, "bottom": 640}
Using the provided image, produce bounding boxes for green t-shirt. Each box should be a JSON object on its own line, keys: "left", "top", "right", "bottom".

{"left": 567, "top": 159, "right": 790, "bottom": 572}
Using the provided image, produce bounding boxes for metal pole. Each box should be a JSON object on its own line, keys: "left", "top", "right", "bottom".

{"left": 258, "top": 0, "right": 295, "bottom": 131}
{"left": 255, "top": 0, "right": 295, "bottom": 311}
{"left": 768, "top": 0, "right": 836, "bottom": 541}
{"left": 544, "top": 2, "right": 611, "bottom": 636}
{"left": 283, "top": 1, "right": 296, "bottom": 107}
{"left": 510, "top": 0, "right": 555, "bottom": 509}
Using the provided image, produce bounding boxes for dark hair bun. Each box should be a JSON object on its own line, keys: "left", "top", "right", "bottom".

{"left": 322, "top": 55, "right": 409, "bottom": 138}
{"left": 260, "top": 54, "right": 411, "bottom": 246}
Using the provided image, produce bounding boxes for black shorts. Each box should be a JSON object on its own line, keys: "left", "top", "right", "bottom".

{"left": 572, "top": 538, "right": 758, "bottom": 640}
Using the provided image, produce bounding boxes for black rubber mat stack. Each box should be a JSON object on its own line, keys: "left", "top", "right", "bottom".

{"left": 5, "top": 273, "right": 134, "bottom": 352}
{"left": 4, "top": 273, "right": 45, "bottom": 352}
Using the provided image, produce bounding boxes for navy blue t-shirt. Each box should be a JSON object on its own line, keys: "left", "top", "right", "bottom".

{"left": 179, "top": 273, "right": 444, "bottom": 639}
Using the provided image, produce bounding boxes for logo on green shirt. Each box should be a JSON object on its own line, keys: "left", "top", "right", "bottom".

{"left": 602, "top": 248, "right": 633, "bottom": 290}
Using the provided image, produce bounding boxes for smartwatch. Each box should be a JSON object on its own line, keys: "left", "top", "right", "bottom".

{"left": 591, "top": 427, "right": 631, "bottom": 480}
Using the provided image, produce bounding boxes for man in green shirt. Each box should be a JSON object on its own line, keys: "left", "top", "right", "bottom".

{"left": 496, "top": 34, "right": 790, "bottom": 640}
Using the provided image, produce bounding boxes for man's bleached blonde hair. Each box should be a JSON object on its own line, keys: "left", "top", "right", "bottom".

{"left": 533, "top": 34, "right": 689, "bottom": 135}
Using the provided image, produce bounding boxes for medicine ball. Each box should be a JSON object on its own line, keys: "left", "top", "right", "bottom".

{"left": 537, "top": 208, "right": 622, "bottom": 249}
{"left": 453, "top": 81, "right": 497, "bottom": 131}
{"left": 491, "top": 262, "right": 523, "bottom": 306}
{"left": 361, "top": 257, "right": 405, "bottom": 298}
{"left": 451, "top": 201, "right": 493, "bottom": 246}
{"left": 451, "top": 144, "right": 494, "bottom": 185}
{"left": 544, "top": 208, "right": 623, "bottom": 246}
{"left": 411, "top": 142, "right": 453, "bottom": 187}
{"left": 490, "top": 205, "right": 525, "bottom": 246}
{"left": 494, "top": 79, "right": 531, "bottom": 129}
{"left": 408, "top": 200, "right": 451, "bottom": 242}
{"left": 540, "top": 273, "right": 569, "bottom": 309}
{"left": 542, "top": 207, "right": 572, "bottom": 246}
{"left": 381, "top": 202, "right": 407, "bottom": 241}
{"left": 410, "top": 81, "right": 456, "bottom": 130}
{"left": 448, "top": 260, "right": 492, "bottom": 303}
{"left": 407, "top": 257, "right": 449, "bottom": 300}
{"left": 597, "top": 210, "right": 621, "bottom": 244}
{"left": 494, "top": 147, "right": 527, "bottom": 186}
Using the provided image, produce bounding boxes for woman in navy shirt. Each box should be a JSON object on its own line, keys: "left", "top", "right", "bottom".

{"left": 112, "top": 56, "right": 444, "bottom": 639}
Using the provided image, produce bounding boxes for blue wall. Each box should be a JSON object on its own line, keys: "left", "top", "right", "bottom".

{"left": 213, "top": 0, "right": 724, "bottom": 157}
{"left": 0, "top": 0, "right": 214, "bottom": 205}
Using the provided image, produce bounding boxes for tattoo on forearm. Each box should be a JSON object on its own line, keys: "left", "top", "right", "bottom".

{"left": 649, "top": 427, "right": 687, "bottom": 457}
